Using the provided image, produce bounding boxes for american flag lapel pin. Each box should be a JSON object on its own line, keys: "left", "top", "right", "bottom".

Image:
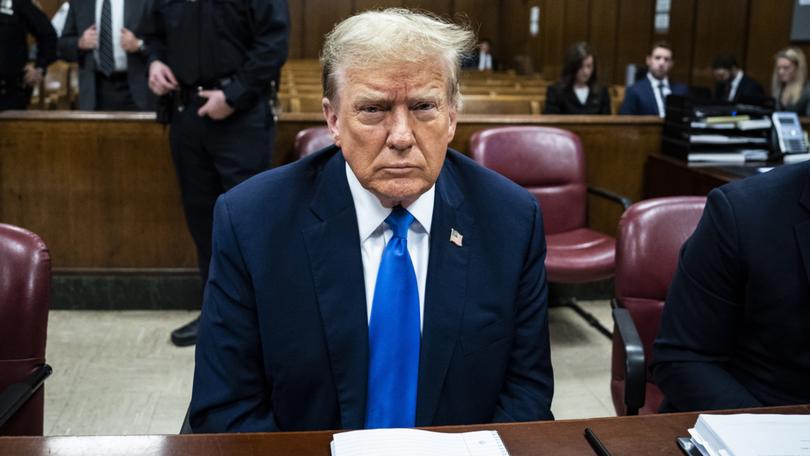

{"left": 449, "top": 228, "right": 463, "bottom": 247}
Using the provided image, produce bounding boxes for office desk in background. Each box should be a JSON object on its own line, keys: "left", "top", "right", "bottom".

{"left": 1, "top": 405, "right": 808, "bottom": 456}
{"left": 644, "top": 154, "right": 777, "bottom": 198}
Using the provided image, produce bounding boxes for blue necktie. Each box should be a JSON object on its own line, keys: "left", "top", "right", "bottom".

{"left": 365, "top": 206, "right": 420, "bottom": 429}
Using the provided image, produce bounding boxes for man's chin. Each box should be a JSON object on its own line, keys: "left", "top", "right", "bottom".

{"left": 369, "top": 180, "right": 430, "bottom": 207}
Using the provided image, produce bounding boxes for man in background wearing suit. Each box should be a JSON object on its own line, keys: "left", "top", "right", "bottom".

{"left": 711, "top": 54, "right": 765, "bottom": 103}
{"left": 188, "top": 9, "right": 554, "bottom": 432}
{"left": 619, "top": 42, "right": 688, "bottom": 117}
{"left": 653, "top": 161, "right": 810, "bottom": 412}
{"left": 462, "top": 38, "right": 498, "bottom": 71}
{"left": 59, "top": 0, "right": 153, "bottom": 110}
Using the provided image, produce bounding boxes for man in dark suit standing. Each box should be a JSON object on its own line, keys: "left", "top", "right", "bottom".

{"left": 462, "top": 38, "right": 498, "bottom": 71}
{"left": 619, "top": 42, "right": 688, "bottom": 117}
{"left": 59, "top": 0, "right": 153, "bottom": 110}
{"left": 652, "top": 161, "right": 810, "bottom": 412}
{"left": 711, "top": 54, "right": 765, "bottom": 103}
{"left": 188, "top": 9, "right": 554, "bottom": 432}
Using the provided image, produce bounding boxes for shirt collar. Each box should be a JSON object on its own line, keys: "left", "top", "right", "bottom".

{"left": 345, "top": 162, "right": 435, "bottom": 242}
{"left": 647, "top": 72, "right": 669, "bottom": 88}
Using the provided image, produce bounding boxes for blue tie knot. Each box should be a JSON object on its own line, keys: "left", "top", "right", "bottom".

{"left": 385, "top": 206, "right": 414, "bottom": 239}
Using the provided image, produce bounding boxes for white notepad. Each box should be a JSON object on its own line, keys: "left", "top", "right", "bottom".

{"left": 330, "top": 428, "right": 510, "bottom": 456}
{"left": 688, "top": 414, "right": 810, "bottom": 456}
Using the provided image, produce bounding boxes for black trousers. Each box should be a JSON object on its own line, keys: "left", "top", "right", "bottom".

{"left": 0, "top": 77, "right": 27, "bottom": 110}
{"left": 95, "top": 72, "right": 138, "bottom": 111}
{"left": 169, "top": 94, "right": 275, "bottom": 293}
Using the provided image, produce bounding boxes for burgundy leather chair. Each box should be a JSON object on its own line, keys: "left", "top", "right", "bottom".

{"left": 294, "top": 126, "right": 333, "bottom": 159}
{"left": 610, "top": 197, "right": 706, "bottom": 415}
{"left": 0, "top": 223, "right": 52, "bottom": 435}
{"left": 470, "top": 126, "right": 630, "bottom": 338}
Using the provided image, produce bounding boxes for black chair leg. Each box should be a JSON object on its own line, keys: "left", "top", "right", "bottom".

{"left": 561, "top": 298, "right": 613, "bottom": 339}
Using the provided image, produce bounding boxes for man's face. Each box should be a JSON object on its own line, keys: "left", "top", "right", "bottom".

{"left": 713, "top": 68, "right": 731, "bottom": 83}
{"left": 323, "top": 61, "right": 457, "bottom": 208}
{"left": 646, "top": 47, "right": 673, "bottom": 79}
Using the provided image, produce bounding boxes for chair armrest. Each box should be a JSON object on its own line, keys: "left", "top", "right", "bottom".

{"left": 588, "top": 186, "right": 632, "bottom": 211}
{"left": 611, "top": 306, "right": 645, "bottom": 415}
{"left": 0, "top": 364, "right": 52, "bottom": 429}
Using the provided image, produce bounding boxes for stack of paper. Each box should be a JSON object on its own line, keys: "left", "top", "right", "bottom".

{"left": 331, "top": 429, "right": 510, "bottom": 456}
{"left": 688, "top": 414, "right": 810, "bottom": 456}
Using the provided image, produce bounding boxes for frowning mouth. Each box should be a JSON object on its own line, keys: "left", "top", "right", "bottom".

{"left": 378, "top": 165, "right": 419, "bottom": 175}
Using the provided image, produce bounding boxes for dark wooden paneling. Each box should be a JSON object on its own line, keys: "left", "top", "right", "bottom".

{"left": 691, "top": 0, "right": 749, "bottom": 89}
{"left": 287, "top": 0, "right": 304, "bottom": 59}
{"left": 745, "top": 0, "right": 794, "bottom": 95}
{"left": 540, "top": 0, "right": 566, "bottom": 80}
{"left": 664, "top": 0, "right": 697, "bottom": 86}
{"left": 402, "top": 0, "right": 451, "bottom": 17}
{"left": 454, "top": 0, "right": 499, "bottom": 49}
{"left": 563, "top": 0, "right": 591, "bottom": 50}
{"left": 614, "top": 0, "right": 653, "bottom": 84}
{"left": 354, "top": 0, "right": 403, "bottom": 12}
{"left": 588, "top": 0, "right": 619, "bottom": 86}
{"left": 302, "top": 0, "right": 352, "bottom": 58}
{"left": 499, "top": 0, "right": 532, "bottom": 72}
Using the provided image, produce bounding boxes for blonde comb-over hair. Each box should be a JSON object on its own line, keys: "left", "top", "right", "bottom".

{"left": 320, "top": 8, "right": 476, "bottom": 110}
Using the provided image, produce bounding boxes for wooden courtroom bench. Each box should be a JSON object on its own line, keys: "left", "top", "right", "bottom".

{"left": 0, "top": 111, "right": 668, "bottom": 272}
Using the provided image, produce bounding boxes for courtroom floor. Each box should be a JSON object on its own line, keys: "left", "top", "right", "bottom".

{"left": 43, "top": 300, "right": 615, "bottom": 436}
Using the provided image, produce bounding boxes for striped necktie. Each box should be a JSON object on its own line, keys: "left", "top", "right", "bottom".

{"left": 98, "top": 0, "right": 115, "bottom": 76}
{"left": 364, "top": 206, "right": 420, "bottom": 429}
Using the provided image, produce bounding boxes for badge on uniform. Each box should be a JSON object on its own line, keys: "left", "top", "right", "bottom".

{"left": 449, "top": 228, "right": 463, "bottom": 247}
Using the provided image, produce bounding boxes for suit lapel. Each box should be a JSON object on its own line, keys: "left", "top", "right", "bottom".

{"left": 795, "top": 178, "right": 810, "bottom": 288}
{"left": 415, "top": 159, "right": 473, "bottom": 425}
{"left": 301, "top": 150, "right": 369, "bottom": 429}
{"left": 642, "top": 79, "right": 658, "bottom": 115}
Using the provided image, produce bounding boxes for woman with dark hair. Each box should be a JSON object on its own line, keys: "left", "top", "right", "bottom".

{"left": 543, "top": 42, "right": 611, "bottom": 114}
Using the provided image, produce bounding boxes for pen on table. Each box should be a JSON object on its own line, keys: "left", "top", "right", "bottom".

{"left": 584, "top": 427, "right": 612, "bottom": 456}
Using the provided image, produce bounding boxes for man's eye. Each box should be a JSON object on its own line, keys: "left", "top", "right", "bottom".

{"left": 360, "top": 105, "right": 383, "bottom": 113}
{"left": 413, "top": 102, "right": 436, "bottom": 111}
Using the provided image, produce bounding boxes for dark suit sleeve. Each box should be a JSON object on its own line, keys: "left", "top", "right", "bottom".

{"left": 189, "top": 195, "right": 280, "bottom": 433}
{"left": 651, "top": 188, "right": 762, "bottom": 412}
{"left": 542, "top": 85, "right": 563, "bottom": 114}
{"left": 57, "top": 0, "right": 82, "bottom": 62}
{"left": 222, "top": 0, "right": 289, "bottom": 111}
{"left": 492, "top": 199, "right": 554, "bottom": 422}
{"left": 618, "top": 85, "right": 638, "bottom": 115}
{"left": 18, "top": 0, "right": 57, "bottom": 70}
{"left": 141, "top": 0, "right": 167, "bottom": 64}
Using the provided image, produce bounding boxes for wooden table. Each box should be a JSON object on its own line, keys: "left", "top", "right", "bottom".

{"left": 2, "top": 405, "right": 808, "bottom": 455}
{"left": 644, "top": 154, "right": 773, "bottom": 198}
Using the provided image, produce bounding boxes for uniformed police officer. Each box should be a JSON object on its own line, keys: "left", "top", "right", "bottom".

{"left": 143, "top": 0, "right": 289, "bottom": 346}
{"left": 0, "top": 0, "right": 57, "bottom": 110}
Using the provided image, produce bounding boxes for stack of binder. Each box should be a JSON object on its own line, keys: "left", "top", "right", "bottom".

{"left": 662, "top": 95, "right": 775, "bottom": 163}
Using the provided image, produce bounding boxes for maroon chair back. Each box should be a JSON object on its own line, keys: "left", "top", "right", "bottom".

{"left": 610, "top": 197, "right": 706, "bottom": 415}
{"left": 294, "top": 127, "right": 334, "bottom": 159}
{"left": 0, "top": 224, "right": 51, "bottom": 435}
{"left": 469, "top": 126, "right": 586, "bottom": 235}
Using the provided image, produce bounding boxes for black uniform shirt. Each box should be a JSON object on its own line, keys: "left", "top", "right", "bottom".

{"left": 0, "top": 0, "right": 57, "bottom": 77}
{"left": 144, "top": 0, "right": 289, "bottom": 111}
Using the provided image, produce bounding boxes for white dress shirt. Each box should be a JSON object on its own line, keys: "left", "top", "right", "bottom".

{"left": 94, "top": 0, "right": 127, "bottom": 72}
{"left": 647, "top": 72, "right": 671, "bottom": 118}
{"left": 728, "top": 70, "right": 744, "bottom": 101}
{"left": 478, "top": 52, "right": 492, "bottom": 71}
{"left": 346, "top": 163, "right": 433, "bottom": 331}
{"left": 574, "top": 86, "right": 589, "bottom": 105}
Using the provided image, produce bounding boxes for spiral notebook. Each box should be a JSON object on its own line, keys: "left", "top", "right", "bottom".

{"left": 330, "top": 428, "right": 510, "bottom": 456}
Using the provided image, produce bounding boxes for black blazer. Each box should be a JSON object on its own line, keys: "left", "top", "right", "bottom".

{"left": 542, "top": 83, "right": 611, "bottom": 115}
{"left": 713, "top": 73, "right": 765, "bottom": 103}
{"left": 653, "top": 160, "right": 810, "bottom": 412}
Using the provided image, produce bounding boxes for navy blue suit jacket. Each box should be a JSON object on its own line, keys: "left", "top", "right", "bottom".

{"left": 189, "top": 147, "right": 554, "bottom": 432}
{"left": 618, "top": 77, "right": 688, "bottom": 115}
{"left": 652, "top": 160, "right": 810, "bottom": 412}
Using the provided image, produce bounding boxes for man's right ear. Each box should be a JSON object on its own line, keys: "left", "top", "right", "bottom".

{"left": 322, "top": 97, "right": 341, "bottom": 147}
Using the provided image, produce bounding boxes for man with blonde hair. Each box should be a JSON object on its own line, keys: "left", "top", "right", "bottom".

{"left": 189, "top": 8, "right": 554, "bottom": 433}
